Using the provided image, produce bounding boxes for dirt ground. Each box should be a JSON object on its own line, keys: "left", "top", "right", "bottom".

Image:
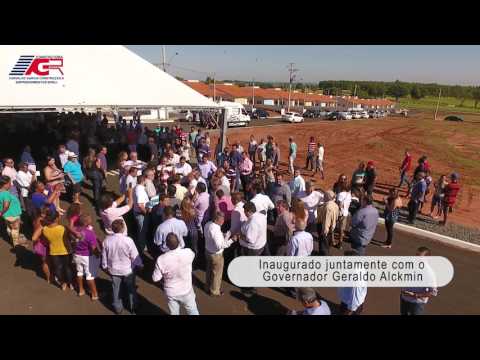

{"left": 212, "top": 111, "right": 480, "bottom": 230}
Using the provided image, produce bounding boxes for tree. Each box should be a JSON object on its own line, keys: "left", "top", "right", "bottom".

{"left": 472, "top": 87, "right": 480, "bottom": 108}
{"left": 175, "top": 76, "right": 184, "bottom": 81}
{"left": 410, "top": 85, "right": 424, "bottom": 100}
{"left": 205, "top": 76, "right": 214, "bottom": 84}
{"left": 388, "top": 80, "right": 409, "bottom": 101}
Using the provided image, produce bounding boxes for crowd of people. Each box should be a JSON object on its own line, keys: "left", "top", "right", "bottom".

{"left": 0, "top": 111, "right": 457, "bottom": 316}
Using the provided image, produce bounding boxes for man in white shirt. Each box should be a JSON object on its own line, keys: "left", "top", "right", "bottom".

{"left": 239, "top": 201, "right": 268, "bottom": 295}
{"left": 315, "top": 143, "right": 325, "bottom": 180}
{"left": 143, "top": 168, "right": 157, "bottom": 199}
{"left": 299, "top": 182, "right": 324, "bottom": 228}
{"left": 204, "top": 211, "right": 237, "bottom": 297}
{"left": 133, "top": 175, "right": 150, "bottom": 254}
{"left": 250, "top": 183, "right": 275, "bottom": 218}
{"left": 336, "top": 187, "right": 352, "bottom": 248}
{"left": 16, "top": 162, "right": 36, "bottom": 202}
{"left": 167, "top": 149, "right": 181, "bottom": 167}
{"left": 152, "top": 233, "right": 199, "bottom": 315}
{"left": 120, "top": 167, "right": 138, "bottom": 195}
{"left": 175, "top": 156, "right": 193, "bottom": 177}
{"left": 57, "top": 144, "right": 69, "bottom": 169}
{"left": 338, "top": 249, "right": 368, "bottom": 315}
{"left": 230, "top": 192, "right": 247, "bottom": 236}
{"left": 240, "top": 201, "right": 267, "bottom": 255}
{"left": 154, "top": 206, "right": 188, "bottom": 253}
{"left": 290, "top": 169, "right": 306, "bottom": 198}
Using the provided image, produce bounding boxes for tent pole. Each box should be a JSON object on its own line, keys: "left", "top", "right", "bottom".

{"left": 220, "top": 108, "right": 227, "bottom": 151}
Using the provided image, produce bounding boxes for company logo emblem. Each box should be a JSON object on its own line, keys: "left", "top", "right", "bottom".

{"left": 9, "top": 55, "right": 64, "bottom": 84}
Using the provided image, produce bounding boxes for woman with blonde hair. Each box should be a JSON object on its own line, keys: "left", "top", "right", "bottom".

{"left": 291, "top": 198, "right": 308, "bottom": 224}
{"left": 180, "top": 197, "right": 200, "bottom": 269}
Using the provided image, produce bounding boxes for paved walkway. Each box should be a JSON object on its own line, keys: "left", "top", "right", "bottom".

{"left": 1, "top": 176, "right": 479, "bottom": 315}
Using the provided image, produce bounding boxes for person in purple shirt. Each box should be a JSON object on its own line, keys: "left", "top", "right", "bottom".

{"left": 73, "top": 214, "right": 100, "bottom": 300}
{"left": 30, "top": 181, "right": 60, "bottom": 215}
{"left": 349, "top": 194, "right": 379, "bottom": 255}
{"left": 97, "top": 145, "right": 108, "bottom": 178}
{"left": 102, "top": 219, "right": 144, "bottom": 315}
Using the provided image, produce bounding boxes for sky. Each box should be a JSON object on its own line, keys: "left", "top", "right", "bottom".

{"left": 126, "top": 45, "right": 480, "bottom": 86}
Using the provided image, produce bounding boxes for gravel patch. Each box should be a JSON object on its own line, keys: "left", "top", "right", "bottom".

{"left": 374, "top": 202, "right": 480, "bottom": 245}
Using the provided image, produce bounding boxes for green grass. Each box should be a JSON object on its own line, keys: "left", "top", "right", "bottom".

{"left": 397, "top": 96, "right": 480, "bottom": 114}
{"left": 414, "top": 118, "right": 480, "bottom": 186}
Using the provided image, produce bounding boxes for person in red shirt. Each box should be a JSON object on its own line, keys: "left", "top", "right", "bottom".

{"left": 441, "top": 173, "right": 460, "bottom": 226}
{"left": 305, "top": 136, "right": 316, "bottom": 172}
{"left": 398, "top": 150, "right": 412, "bottom": 188}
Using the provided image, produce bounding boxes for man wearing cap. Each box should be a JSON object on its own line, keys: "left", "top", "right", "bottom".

{"left": 408, "top": 171, "right": 427, "bottom": 225}
{"left": 316, "top": 190, "right": 339, "bottom": 255}
{"left": 63, "top": 152, "right": 84, "bottom": 205}
{"left": 364, "top": 161, "right": 377, "bottom": 196}
{"left": 289, "top": 288, "right": 331, "bottom": 316}
{"left": 441, "top": 173, "right": 461, "bottom": 226}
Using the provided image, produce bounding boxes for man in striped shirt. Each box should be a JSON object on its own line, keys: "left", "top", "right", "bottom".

{"left": 305, "top": 137, "right": 316, "bottom": 171}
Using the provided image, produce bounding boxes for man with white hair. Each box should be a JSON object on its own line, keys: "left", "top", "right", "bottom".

{"left": 316, "top": 190, "right": 339, "bottom": 256}
{"left": 287, "top": 218, "right": 313, "bottom": 257}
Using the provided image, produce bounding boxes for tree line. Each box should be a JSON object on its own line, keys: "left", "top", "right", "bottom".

{"left": 204, "top": 77, "right": 480, "bottom": 108}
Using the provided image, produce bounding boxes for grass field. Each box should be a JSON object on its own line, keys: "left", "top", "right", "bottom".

{"left": 398, "top": 96, "right": 480, "bottom": 114}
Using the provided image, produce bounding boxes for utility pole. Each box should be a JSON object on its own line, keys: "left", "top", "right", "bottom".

{"left": 287, "top": 62, "right": 299, "bottom": 112}
{"left": 252, "top": 78, "right": 255, "bottom": 111}
{"left": 213, "top": 74, "right": 216, "bottom": 102}
{"left": 162, "top": 45, "right": 166, "bottom": 72}
{"left": 352, "top": 84, "right": 357, "bottom": 110}
{"left": 434, "top": 88, "right": 442, "bottom": 120}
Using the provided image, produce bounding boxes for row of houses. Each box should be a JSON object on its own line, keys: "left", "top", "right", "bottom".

{"left": 183, "top": 80, "right": 396, "bottom": 111}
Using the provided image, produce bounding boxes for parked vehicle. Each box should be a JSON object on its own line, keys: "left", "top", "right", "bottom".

{"left": 282, "top": 112, "right": 304, "bottom": 123}
{"left": 177, "top": 110, "right": 193, "bottom": 122}
{"left": 319, "top": 110, "right": 329, "bottom": 117}
{"left": 303, "top": 109, "right": 317, "bottom": 118}
{"left": 444, "top": 115, "right": 464, "bottom": 122}
{"left": 218, "top": 101, "right": 251, "bottom": 127}
{"left": 338, "top": 112, "right": 353, "bottom": 120}
{"left": 328, "top": 111, "right": 340, "bottom": 120}
{"left": 351, "top": 111, "right": 362, "bottom": 119}
{"left": 368, "top": 110, "right": 379, "bottom": 118}
{"left": 250, "top": 108, "right": 269, "bottom": 119}
{"left": 360, "top": 111, "right": 369, "bottom": 119}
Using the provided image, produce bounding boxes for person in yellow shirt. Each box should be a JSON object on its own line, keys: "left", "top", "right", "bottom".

{"left": 33, "top": 209, "right": 74, "bottom": 291}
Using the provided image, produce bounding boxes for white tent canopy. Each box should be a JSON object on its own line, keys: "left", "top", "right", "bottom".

{"left": 0, "top": 45, "right": 218, "bottom": 110}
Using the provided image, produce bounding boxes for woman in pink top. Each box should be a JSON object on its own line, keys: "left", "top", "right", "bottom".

{"left": 214, "top": 189, "right": 234, "bottom": 232}
{"left": 239, "top": 152, "right": 253, "bottom": 194}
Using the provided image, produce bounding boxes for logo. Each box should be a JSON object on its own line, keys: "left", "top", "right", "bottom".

{"left": 9, "top": 55, "right": 64, "bottom": 84}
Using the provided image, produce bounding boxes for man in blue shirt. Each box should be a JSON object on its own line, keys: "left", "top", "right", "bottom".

{"left": 408, "top": 171, "right": 427, "bottom": 224}
{"left": 349, "top": 194, "right": 379, "bottom": 255}
{"left": 63, "top": 152, "right": 84, "bottom": 204}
